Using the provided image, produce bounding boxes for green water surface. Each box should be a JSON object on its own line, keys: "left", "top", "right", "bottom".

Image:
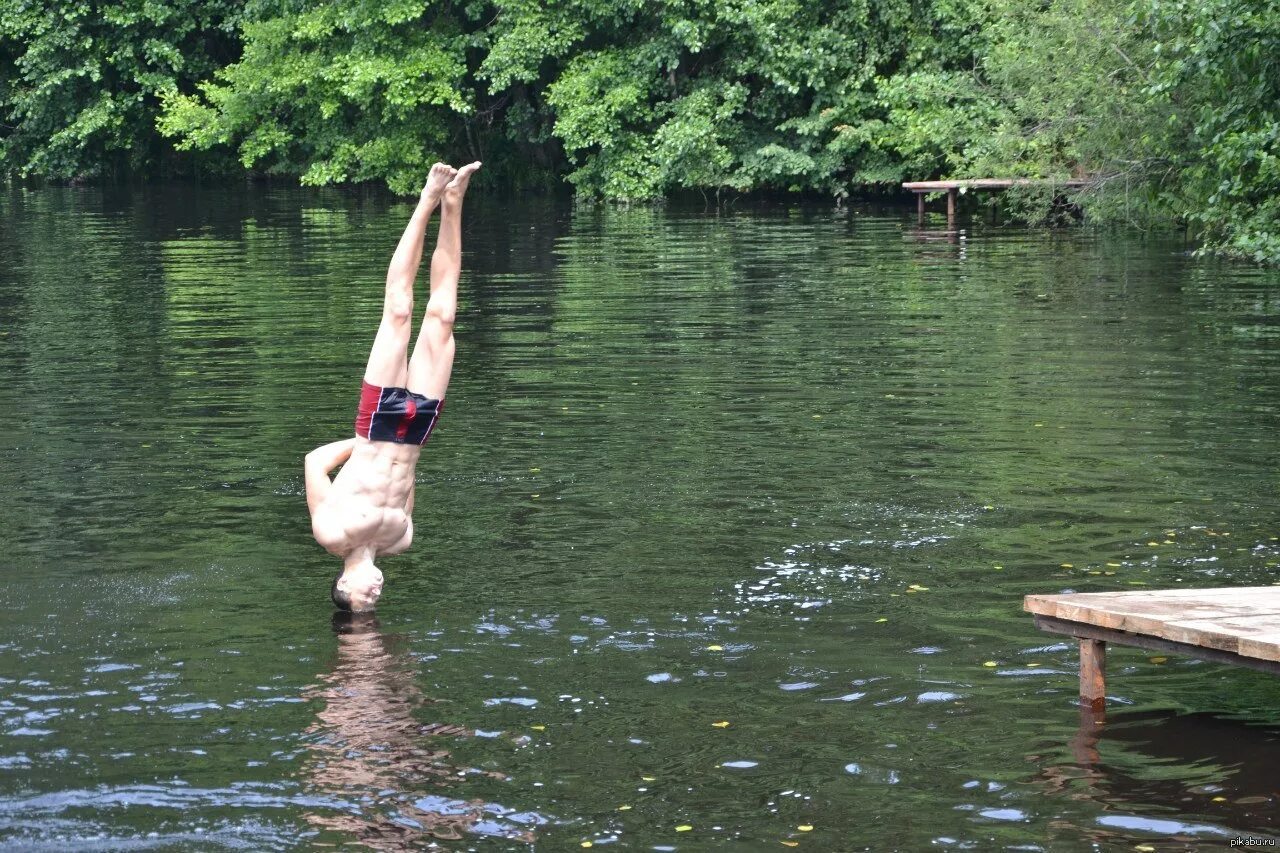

{"left": 2, "top": 186, "right": 1280, "bottom": 851}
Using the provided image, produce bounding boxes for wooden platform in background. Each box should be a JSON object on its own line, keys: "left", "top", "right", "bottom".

{"left": 1024, "top": 587, "right": 1280, "bottom": 709}
{"left": 904, "top": 178, "right": 1088, "bottom": 227}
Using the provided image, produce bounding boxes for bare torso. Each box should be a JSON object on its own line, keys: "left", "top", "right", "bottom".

{"left": 311, "top": 438, "right": 420, "bottom": 557}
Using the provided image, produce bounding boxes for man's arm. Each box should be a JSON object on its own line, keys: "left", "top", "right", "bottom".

{"left": 305, "top": 438, "right": 357, "bottom": 514}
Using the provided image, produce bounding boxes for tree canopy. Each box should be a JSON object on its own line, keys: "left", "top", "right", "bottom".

{"left": 2, "top": 0, "right": 1276, "bottom": 261}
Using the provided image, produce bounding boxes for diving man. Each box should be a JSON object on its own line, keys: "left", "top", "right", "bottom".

{"left": 305, "top": 161, "right": 480, "bottom": 611}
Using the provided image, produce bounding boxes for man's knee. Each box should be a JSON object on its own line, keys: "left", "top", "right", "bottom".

{"left": 425, "top": 299, "right": 455, "bottom": 329}
{"left": 385, "top": 294, "right": 414, "bottom": 325}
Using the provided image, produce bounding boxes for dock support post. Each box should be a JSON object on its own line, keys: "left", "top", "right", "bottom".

{"left": 1079, "top": 638, "right": 1106, "bottom": 710}
{"left": 946, "top": 188, "right": 957, "bottom": 230}
{"left": 916, "top": 192, "right": 925, "bottom": 226}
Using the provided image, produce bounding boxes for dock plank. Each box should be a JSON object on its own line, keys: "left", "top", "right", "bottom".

{"left": 902, "top": 178, "right": 1088, "bottom": 191}
{"left": 1025, "top": 587, "right": 1280, "bottom": 706}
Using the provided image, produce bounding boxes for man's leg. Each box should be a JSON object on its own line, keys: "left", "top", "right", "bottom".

{"left": 408, "top": 161, "right": 480, "bottom": 400}
{"left": 364, "top": 163, "right": 455, "bottom": 387}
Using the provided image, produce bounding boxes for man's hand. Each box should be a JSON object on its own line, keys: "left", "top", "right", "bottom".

{"left": 421, "top": 162, "right": 457, "bottom": 206}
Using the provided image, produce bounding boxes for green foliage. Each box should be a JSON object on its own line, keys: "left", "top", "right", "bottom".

{"left": 157, "top": 1, "right": 473, "bottom": 194}
{"left": 2, "top": 0, "right": 1276, "bottom": 261}
{"left": 966, "top": 0, "right": 1280, "bottom": 261}
{"left": 0, "top": 0, "right": 241, "bottom": 180}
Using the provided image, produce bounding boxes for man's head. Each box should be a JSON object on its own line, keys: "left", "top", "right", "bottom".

{"left": 331, "top": 561, "right": 384, "bottom": 612}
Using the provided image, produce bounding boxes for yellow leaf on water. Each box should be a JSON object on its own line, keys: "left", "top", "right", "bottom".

{"left": 1104, "top": 571, "right": 1116, "bottom": 576}
{"left": 1026, "top": 662, "right": 1040, "bottom": 667}
{"left": 712, "top": 721, "right": 731, "bottom": 728}
{"left": 617, "top": 804, "right": 632, "bottom": 811}
{"left": 983, "top": 505, "right": 994, "bottom": 510}
{"left": 1213, "top": 796, "right": 1227, "bottom": 802}
{"left": 812, "top": 414, "right": 822, "bottom": 419}
{"left": 1149, "top": 657, "right": 1167, "bottom": 664}
{"left": 531, "top": 725, "right": 546, "bottom": 731}
{"left": 707, "top": 644, "right": 724, "bottom": 651}
{"left": 581, "top": 842, "right": 593, "bottom": 848}
{"left": 781, "top": 842, "right": 799, "bottom": 848}
{"left": 1107, "top": 563, "right": 1122, "bottom": 568}
{"left": 1088, "top": 571, "right": 1102, "bottom": 575}
{"left": 1034, "top": 423, "right": 1044, "bottom": 427}
{"left": 1147, "top": 542, "right": 1160, "bottom": 546}
{"left": 908, "top": 584, "right": 929, "bottom": 591}
{"left": 875, "top": 618, "right": 888, "bottom": 623}
{"left": 983, "top": 661, "right": 998, "bottom": 668}
{"left": 529, "top": 467, "right": 540, "bottom": 473}
{"left": 798, "top": 825, "right": 813, "bottom": 832}
{"left": 1135, "top": 846, "right": 1155, "bottom": 852}
{"left": 675, "top": 825, "right": 692, "bottom": 832}
{"left": 531, "top": 494, "right": 540, "bottom": 498}
{"left": 641, "top": 776, "right": 656, "bottom": 781}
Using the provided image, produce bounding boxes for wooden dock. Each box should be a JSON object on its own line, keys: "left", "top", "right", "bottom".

{"left": 904, "top": 178, "right": 1088, "bottom": 228}
{"left": 1025, "top": 587, "right": 1280, "bottom": 710}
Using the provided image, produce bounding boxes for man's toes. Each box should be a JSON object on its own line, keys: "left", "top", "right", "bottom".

{"left": 447, "top": 161, "right": 481, "bottom": 189}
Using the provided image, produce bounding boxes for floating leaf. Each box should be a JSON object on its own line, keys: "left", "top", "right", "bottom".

{"left": 781, "top": 842, "right": 799, "bottom": 848}
{"left": 531, "top": 494, "right": 540, "bottom": 498}
{"left": 707, "top": 644, "right": 724, "bottom": 651}
{"left": 1213, "top": 796, "right": 1227, "bottom": 802}
{"left": 798, "top": 825, "right": 813, "bottom": 831}
{"left": 908, "top": 584, "right": 929, "bottom": 591}
{"left": 617, "top": 804, "right": 632, "bottom": 811}
{"left": 641, "top": 776, "right": 656, "bottom": 781}
{"left": 1107, "top": 563, "right": 1122, "bottom": 568}
{"left": 1060, "top": 563, "right": 1074, "bottom": 569}
{"left": 581, "top": 842, "right": 593, "bottom": 848}
{"left": 529, "top": 467, "right": 540, "bottom": 473}
{"left": 1135, "top": 846, "right": 1155, "bottom": 852}
{"left": 993, "top": 564, "right": 1003, "bottom": 569}
{"left": 531, "top": 724, "right": 546, "bottom": 731}
{"left": 983, "top": 505, "right": 994, "bottom": 510}
{"left": 983, "top": 661, "right": 998, "bottom": 668}
{"left": 812, "top": 414, "right": 822, "bottom": 419}
{"left": 875, "top": 618, "right": 888, "bottom": 623}
{"left": 675, "top": 825, "right": 692, "bottom": 832}
{"left": 712, "top": 720, "right": 731, "bottom": 728}
{"left": 1149, "top": 656, "right": 1167, "bottom": 664}
{"left": 1026, "top": 662, "right": 1040, "bottom": 667}
{"left": 1147, "top": 541, "right": 1160, "bottom": 546}
{"left": 1034, "top": 423, "right": 1044, "bottom": 427}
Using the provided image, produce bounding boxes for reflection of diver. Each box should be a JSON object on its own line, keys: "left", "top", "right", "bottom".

{"left": 1035, "top": 706, "right": 1280, "bottom": 844}
{"left": 300, "top": 613, "right": 533, "bottom": 848}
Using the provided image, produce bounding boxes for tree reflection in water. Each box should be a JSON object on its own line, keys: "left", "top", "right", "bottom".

{"left": 300, "top": 613, "right": 537, "bottom": 848}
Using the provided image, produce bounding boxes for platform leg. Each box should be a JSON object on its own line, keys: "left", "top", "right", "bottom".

{"left": 1079, "top": 638, "right": 1106, "bottom": 710}
{"left": 946, "top": 188, "right": 957, "bottom": 230}
{"left": 916, "top": 192, "right": 925, "bottom": 226}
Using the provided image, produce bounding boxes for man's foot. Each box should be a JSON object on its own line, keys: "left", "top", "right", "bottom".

{"left": 443, "top": 161, "right": 481, "bottom": 209}
{"left": 421, "top": 162, "right": 457, "bottom": 205}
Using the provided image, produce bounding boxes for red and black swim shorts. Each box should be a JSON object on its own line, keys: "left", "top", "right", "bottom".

{"left": 355, "top": 381, "right": 444, "bottom": 445}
